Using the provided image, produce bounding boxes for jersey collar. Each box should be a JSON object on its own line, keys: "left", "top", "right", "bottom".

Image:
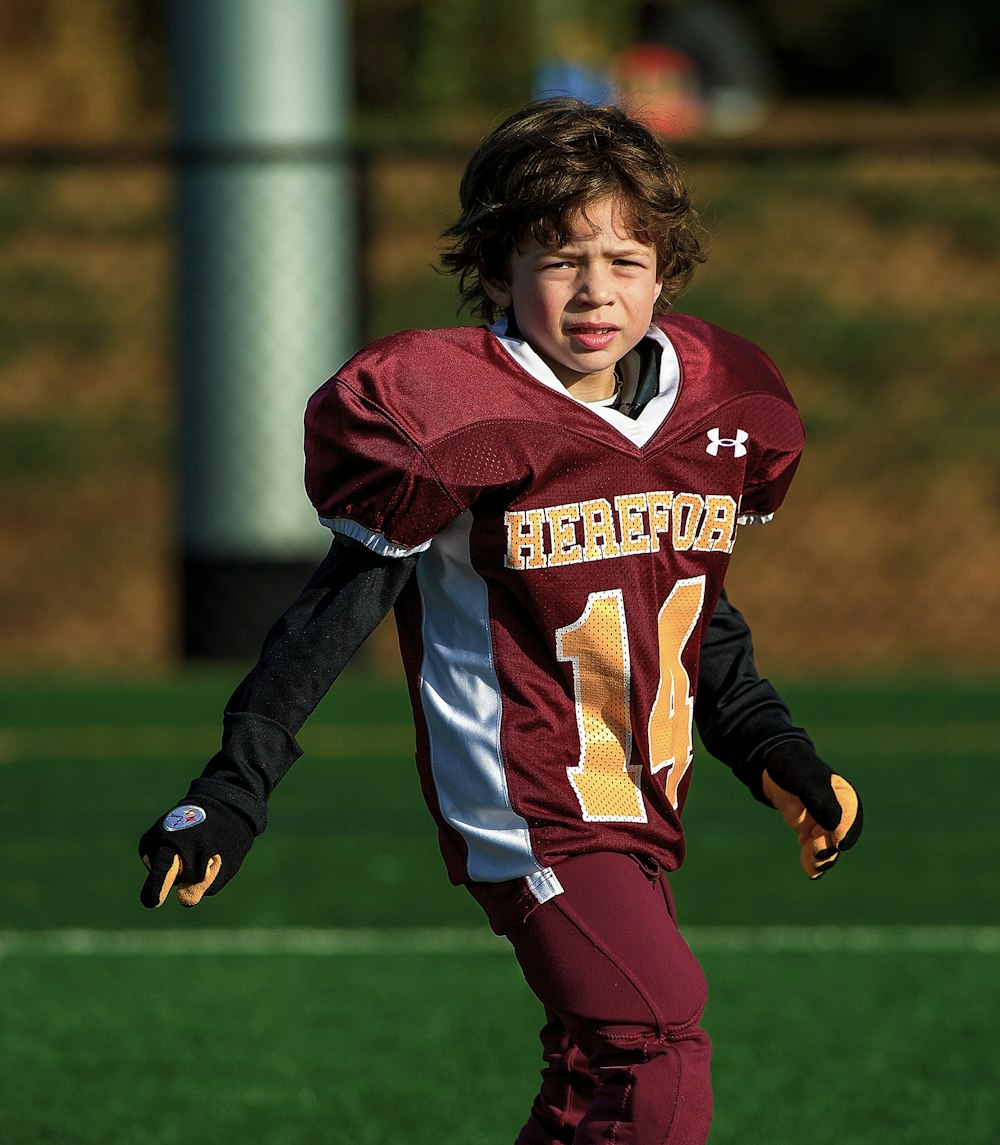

{"left": 488, "top": 316, "right": 681, "bottom": 448}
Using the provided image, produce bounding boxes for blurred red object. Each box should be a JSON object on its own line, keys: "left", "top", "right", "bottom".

{"left": 611, "top": 43, "right": 706, "bottom": 136}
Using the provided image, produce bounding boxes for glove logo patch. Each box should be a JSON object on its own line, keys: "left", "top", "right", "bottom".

{"left": 163, "top": 805, "right": 207, "bottom": 832}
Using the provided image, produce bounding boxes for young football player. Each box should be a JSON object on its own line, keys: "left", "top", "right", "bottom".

{"left": 139, "top": 98, "right": 862, "bottom": 1144}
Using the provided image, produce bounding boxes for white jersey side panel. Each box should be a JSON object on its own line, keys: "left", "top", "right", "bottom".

{"left": 414, "top": 513, "right": 557, "bottom": 891}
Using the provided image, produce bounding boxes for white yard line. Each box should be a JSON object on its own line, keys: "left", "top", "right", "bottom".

{"left": 1, "top": 925, "right": 999, "bottom": 957}
{"left": 0, "top": 927, "right": 505, "bottom": 956}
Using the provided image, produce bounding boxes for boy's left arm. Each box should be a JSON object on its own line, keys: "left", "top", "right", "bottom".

{"left": 695, "top": 591, "right": 863, "bottom": 878}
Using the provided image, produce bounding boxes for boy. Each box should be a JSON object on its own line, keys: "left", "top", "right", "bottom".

{"left": 139, "top": 99, "right": 861, "bottom": 1144}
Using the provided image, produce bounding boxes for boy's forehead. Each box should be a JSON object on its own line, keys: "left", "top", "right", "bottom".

{"left": 522, "top": 197, "right": 652, "bottom": 252}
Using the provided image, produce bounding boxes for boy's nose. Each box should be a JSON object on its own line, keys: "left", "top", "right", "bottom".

{"left": 575, "top": 269, "right": 614, "bottom": 306}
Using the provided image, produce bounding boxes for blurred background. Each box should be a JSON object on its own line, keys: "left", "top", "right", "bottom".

{"left": 0, "top": 0, "right": 998, "bottom": 677}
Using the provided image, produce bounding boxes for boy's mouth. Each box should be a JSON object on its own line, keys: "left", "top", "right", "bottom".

{"left": 566, "top": 324, "right": 620, "bottom": 350}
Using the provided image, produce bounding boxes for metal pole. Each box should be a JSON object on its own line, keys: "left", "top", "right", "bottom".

{"left": 171, "top": 0, "right": 354, "bottom": 658}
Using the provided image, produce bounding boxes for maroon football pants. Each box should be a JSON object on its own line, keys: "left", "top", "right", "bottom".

{"left": 473, "top": 852, "right": 712, "bottom": 1145}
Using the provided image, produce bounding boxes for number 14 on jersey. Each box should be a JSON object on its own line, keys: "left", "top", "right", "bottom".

{"left": 556, "top": 577, "right": 707, "bottom": 822}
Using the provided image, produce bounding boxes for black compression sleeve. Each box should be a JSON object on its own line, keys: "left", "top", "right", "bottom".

{"left": 694, "top": 589, "right": 813, "bottom": 803}
{"left": 189, "top": 540, "right": 418, "bottom": 832}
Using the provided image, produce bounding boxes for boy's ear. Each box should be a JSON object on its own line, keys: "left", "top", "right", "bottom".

{"left": 482, "top": 276, "right": 512, "bottom": 311}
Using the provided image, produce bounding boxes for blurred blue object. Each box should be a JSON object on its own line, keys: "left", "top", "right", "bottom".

{"left": 533, "top": 59, "right": 614, "bottom": 105}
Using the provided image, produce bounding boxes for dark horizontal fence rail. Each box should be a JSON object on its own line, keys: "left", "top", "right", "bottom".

{"left": 2, "top": 120, "right": 1000, "bottom": 166}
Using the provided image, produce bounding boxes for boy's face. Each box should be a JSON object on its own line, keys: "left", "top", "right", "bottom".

{"left": 484, "top": 197, "right": 662, "bottom": 402}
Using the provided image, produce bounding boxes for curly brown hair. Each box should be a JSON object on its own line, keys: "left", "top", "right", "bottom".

{"left": 440, "top": 97, "right": 706, "bottom": 322}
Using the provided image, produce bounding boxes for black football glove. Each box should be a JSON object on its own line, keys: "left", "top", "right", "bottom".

{"left": 760, "top": 741, "right": 863, "bottom": 879}
{"left": 139, "top": 795, "right": 255, "bottom": 908}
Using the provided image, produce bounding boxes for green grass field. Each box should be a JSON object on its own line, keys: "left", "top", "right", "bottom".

{"left": 1, "top": 672, "right": 998, "bottom": 1143}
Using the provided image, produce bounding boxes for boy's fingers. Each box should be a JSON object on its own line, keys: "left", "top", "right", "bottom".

{"left": 829, "top": 776, "right": 862, "bottom": 850}
{"left": 174, "top": 855, "right": 223, "bottom": 908}
{"left": 140, "top": 850, "right": 182, "bottom": 909}
{"left": 804, "top": 833, "right": 840, "bottom": 878}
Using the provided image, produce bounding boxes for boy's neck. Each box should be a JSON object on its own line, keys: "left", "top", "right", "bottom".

{"left": 567, "top": 368, "right": 619, "bottom": 403}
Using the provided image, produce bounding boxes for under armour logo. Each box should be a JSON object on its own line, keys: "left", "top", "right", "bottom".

{"left": 706, "top": 428, "right": 749, "bottom": 457}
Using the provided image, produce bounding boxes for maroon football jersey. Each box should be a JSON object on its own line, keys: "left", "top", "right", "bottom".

{"left": 305, "top": 315, "right": 803, "bottom": 901}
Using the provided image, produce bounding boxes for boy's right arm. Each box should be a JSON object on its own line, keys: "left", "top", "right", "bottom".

{"left": 138, "top": 539, "right": 418, "bottom": 908}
